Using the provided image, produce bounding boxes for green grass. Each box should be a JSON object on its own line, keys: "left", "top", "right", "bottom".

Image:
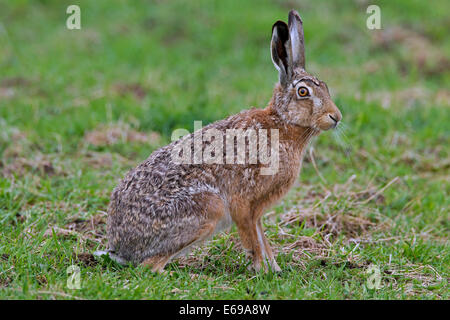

{"left": 0, "top": 0, "right": 449, "bottom": 299}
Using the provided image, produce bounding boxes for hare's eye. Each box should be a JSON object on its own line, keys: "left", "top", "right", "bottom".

{"left": 298, "top": 86, "right": 309, "bottom": 97}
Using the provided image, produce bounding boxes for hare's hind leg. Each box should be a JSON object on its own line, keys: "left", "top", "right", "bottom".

{"left": 142, "top": 254, "right": 173, "bottom": 273}
{"left": 142, "top": 192, "right": 226, "bottom": 273}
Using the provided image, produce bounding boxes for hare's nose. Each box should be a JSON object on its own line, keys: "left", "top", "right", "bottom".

{"left": 328, "top": 114, "right": 339, "bottom": 127}
{"left": 328, "top": 105, "right": 342, "bottom": 125}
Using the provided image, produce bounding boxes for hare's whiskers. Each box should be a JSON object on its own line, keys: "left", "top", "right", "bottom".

{"left": 332, "top": 123, "right": 353, "bottom": 159}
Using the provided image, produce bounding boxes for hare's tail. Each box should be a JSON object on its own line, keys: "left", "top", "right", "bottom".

{"left": 93, "top": 250, "right": 127, "bottom": 265}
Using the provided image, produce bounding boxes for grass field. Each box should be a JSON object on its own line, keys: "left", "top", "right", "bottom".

{"left": 0, "top": 0, "right": 449, "bottom": 299}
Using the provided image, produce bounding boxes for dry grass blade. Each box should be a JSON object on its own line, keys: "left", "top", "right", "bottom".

{"left": 360, "top": 176, "right": 399, "bottom": 204}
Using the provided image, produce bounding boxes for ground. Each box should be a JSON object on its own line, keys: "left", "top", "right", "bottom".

{"left": 0, "top": 0, "right": 448, "bottom": 299}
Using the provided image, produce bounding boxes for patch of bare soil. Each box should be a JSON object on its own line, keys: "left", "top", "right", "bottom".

{"left": 44, "top": 214, "right": 107, "bottom": 246}
{"left": 36, "top": 275, "right": 48, "bottom": 286}
{"left": 0, "top": 77, "right": 32, "bottom": 98}
{"left": 1, "top": 155, "right": 60, "bottom": 179}
{"left": 0, "top": 254, "right": 13, "bottom": 288}
{"left": 0, "top": 77, "right": 32, "bottom": 87}
{"left": 356, "top": 86, "right": 450, "bottom": 109}
{"left": 82, "top": 151, "right": 114, "bottom": 169}
{"left": 0, "top": 124, "right": 65, "bottom": 179}
{"left": 0, "top": 276, "right": 11, "bottom": 288}
{"left": 283, "top": 236, "right": 328, "bottom": 256}
{"left": 0, "top": 253, "right": 10, "bottom": 261}
{"left": 84, "top": 123, "right": 161, "bottom": 147}
{"left": 73, "top": 252, "right": 98, "bottom": 267}
{"left": 66, "top": 214, "right": 106, "bottom": 234}
{"left": 280, "top": 210, "right": 378, "bottom": 239}
{"left": 0, "top": 76, "right": 47, "bottom": 98}
{"left": 371, "top": 26, "right": 450, "bottom": 77}
{"left": 383, "top": 264, "right": 446, "bottom": 297}
{"left": 0, "top": 123, "right": 29, "bottom": 156}
{"left": 81, "top": 151, "right": 133, "bottom": 169}
{"left": 395, "top": 146, "right": 450, "bottom": 172}
{"left": 113, "top": 83, "right": 147, "bottom": 100}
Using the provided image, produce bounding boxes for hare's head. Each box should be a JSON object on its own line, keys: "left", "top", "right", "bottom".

{"left": 271, "top": 10, "right": 342, "bottom": 131}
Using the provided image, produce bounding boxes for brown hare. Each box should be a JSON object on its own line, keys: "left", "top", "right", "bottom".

{"left": 101, "top": 10, "right": 342, "bottom": 272}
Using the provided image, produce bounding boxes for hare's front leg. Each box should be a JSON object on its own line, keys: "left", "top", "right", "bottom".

{"left": 233, "top": 206, "right": 281, "bottom": 272}
{"left": 256, "top": 219, "right": 281, "bottom": 272}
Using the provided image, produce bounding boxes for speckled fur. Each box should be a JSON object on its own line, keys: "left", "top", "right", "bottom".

{"left": 106, "top": 10, "right": 342, "bottom": 272}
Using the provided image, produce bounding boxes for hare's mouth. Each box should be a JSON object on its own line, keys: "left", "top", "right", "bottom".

{"left": 317, "top": 113, "right": 341, "bottom": 131}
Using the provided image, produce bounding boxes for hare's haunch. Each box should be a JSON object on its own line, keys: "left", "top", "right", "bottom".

{"left": 104, "top": 10, "right": 342, "bottom": 272}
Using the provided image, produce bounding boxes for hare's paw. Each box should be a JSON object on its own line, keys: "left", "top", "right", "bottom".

{"left": 248, "top": 257, "right": 281, "bottom": 273}
{"left": 269, "top": 259, "right": 282, "bottom": 273}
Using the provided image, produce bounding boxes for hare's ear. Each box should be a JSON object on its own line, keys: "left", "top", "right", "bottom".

{"left": 271, "top": 21, "right": 292, "bottom": 87}
{"left": 288, "top": 10, "right": 305, "bottom": 70}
